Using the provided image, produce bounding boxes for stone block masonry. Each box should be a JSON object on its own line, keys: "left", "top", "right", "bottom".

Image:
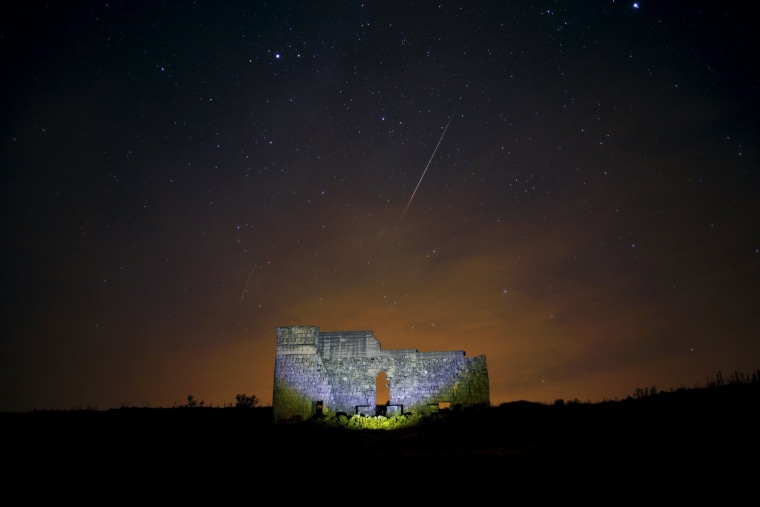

{"left": 273, "top": 326, "right": 490, "bottom": 423}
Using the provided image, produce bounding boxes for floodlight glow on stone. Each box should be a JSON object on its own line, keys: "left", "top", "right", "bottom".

{"left": 272, "top": 326, "right": 490, "bottom": 424}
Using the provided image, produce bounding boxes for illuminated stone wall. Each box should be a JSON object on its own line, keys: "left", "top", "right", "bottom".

{"left": 273, "top": 325, "right": 490, "bottom": 423}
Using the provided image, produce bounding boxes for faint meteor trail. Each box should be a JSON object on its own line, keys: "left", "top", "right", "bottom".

{"left": 240, "top": 263, "right": 258, "bottom": 299}
{"left": 399, "top": 103, "right": 460, "bottom": 224}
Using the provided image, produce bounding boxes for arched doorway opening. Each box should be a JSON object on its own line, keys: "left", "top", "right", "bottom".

{"left": 375, "top": 371, "right": 390, "bottom": 415}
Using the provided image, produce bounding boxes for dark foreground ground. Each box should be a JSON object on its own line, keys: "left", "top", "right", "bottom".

{"left": 4, "top": 384, "right": 758, "bottom": 497}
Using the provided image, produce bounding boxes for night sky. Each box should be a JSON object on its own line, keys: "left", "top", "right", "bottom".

{"left": 2, "top": 1, "right": 758, "bottom": 412}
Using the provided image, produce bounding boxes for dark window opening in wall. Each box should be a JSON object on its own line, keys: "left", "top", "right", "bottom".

{"left": 438, "top": 401, "right": 451, "bottom": 411}
{"left": 375, "top": 372, "right": 390, "bottom": 415}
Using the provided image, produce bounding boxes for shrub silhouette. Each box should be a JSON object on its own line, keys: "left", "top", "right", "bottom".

{"left": 235, "top": 393, "right": 259, "bottom": 408}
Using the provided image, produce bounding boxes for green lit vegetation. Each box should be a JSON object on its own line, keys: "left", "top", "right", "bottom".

{"left": 314, "top": 412, "right": 426, "bottom": 430}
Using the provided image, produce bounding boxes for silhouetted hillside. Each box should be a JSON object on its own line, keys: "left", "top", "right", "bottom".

{"left": 4, "top": 381, "right": 757, "bottom": 495}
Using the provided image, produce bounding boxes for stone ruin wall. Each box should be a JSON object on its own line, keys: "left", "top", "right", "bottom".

{"left": 273, "top": 325, "right": 490, "bottom": 423}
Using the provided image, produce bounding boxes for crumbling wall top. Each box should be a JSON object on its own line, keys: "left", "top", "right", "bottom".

{"left": 317, "top": 330, "right": 381, "bottom": 360}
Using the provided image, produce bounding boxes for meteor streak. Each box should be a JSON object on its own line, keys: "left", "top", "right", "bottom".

{"left": 240, "top": 263, "right": 258, "bottom": 299}
{"left": 399, "top": 103, "right": 459, "bottom": 223}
